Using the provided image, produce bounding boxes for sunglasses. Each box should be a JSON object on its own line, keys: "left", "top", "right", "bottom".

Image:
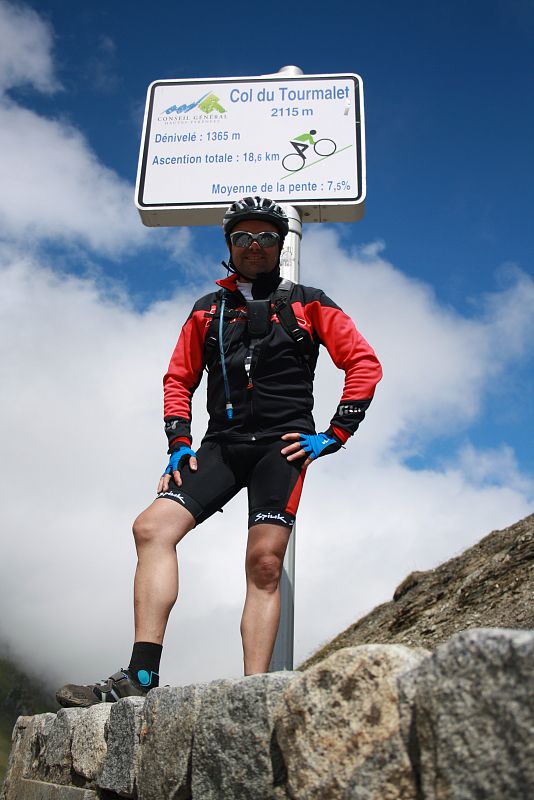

{"left": 229, "top": 231, "right": 280, "bottom": 249}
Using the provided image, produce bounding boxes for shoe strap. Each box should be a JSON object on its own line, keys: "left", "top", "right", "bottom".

{"left": 109, "top": 669, "right": 128, "bottom": 682}
{"left": 97, "top": 670, "right": 127, "bottom": 690}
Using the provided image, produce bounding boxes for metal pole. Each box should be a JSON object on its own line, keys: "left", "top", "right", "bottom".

{"left": 269, "top": 204, "right": 302, "bottom": 672}
{"left": 269, "top": 63, "right": 304, "bottom": 671}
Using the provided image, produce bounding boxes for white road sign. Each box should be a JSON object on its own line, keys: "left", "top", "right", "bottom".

{"left": 135, "top": 73, "right": 365, "bottom": 226}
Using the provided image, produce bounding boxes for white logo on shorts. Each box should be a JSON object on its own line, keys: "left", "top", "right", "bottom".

{"left": 158, "top": 491, "right": 186, "bottom": 505}
{"left": 254, "top": 511, "right": 290, "bottom": 525}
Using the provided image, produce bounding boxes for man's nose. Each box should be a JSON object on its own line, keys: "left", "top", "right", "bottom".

{"left": 249, "top": 240, "right": 261, "bottom": 250}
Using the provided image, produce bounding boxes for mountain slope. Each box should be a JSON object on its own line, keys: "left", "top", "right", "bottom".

{"left": 300, "top": 512, "right": 534, "bottom": 670}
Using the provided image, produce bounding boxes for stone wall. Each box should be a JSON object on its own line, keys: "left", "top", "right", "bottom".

{"left": 2, "top": 628, "right": 533, "bottom": 799}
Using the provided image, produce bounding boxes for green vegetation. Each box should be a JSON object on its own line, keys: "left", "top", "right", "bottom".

{"left": 0, "top": 654, "right": 57, "bottom": 785}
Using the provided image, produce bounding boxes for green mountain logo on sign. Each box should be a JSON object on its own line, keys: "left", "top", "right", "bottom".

{"left": 163, "top": 92, "right": 226, "bottom": 116}
{"left": 198, "top": 93, "right": 226, "bottom": 114}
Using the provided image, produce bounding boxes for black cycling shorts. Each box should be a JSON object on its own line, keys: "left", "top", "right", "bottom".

{"left": 156, "top": 439, "right": 306, "bottom": 529}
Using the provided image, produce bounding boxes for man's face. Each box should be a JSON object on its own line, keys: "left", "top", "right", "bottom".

{"left": 229, "top": 219, "right": 281, "bottom": 281}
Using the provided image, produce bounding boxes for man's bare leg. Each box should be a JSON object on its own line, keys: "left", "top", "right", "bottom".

{"left": 55, "top": 498, "right": 195, "bottom": 708}
{"left": 240, "top": 523, "right": 291, "bottom": 675}
{"left": 132, "top": 499, "right": 195, "bottom": 643}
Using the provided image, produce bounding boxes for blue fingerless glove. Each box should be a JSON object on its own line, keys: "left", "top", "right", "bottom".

{"left": 163, "top": 446, "right": 197, "bottom": 476}
{"left": 299, "top": 432, "right": 342, "bottom": 460}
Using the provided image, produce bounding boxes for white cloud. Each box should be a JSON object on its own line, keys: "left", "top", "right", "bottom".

{"left": 453, "top": 442, "right": 533, "bottom": 494}
{"left": 302, "top": 228, "right": 534, "bottom": 458}
{"left": 0, "top": 234, "right": 532, "bottom": 690}
{"left": 479, "top": 263, "right": 534, "bottom": 355}
{"left": 0, "top": 84, "right": 197, "bottom": 261}
{"left": 0, "top": 0, "right": 59, "bottom": 95}
{"left": 0, "top": 101, "right": 152, "bottom": 255}
{"left": 293, "top": 452, "right": 532, "bottom": 660}
{"left": 0, "top": 2, "right": 192, "bottom": 261}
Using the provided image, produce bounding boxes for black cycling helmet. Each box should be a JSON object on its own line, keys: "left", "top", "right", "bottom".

{"left": 223, "top": 196, "right": 289, "bottom": 245}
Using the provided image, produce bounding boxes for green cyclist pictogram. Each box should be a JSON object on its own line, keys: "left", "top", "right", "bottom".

{"left": 293, "top": 130, "right": 317, "bottom": 145}
{"left": 282, "top": 129, "right": 337, "bottom": 173}
{"left": 198, "top": 93, "right": 226, "bottom": 114}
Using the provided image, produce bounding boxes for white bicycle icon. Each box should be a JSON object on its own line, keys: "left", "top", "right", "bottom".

{"left": 282, "top": 130, "right": 337, "bottom": 172}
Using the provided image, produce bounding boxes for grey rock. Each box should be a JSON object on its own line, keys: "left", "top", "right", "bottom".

{"left": 98, "top": 696, "right": 145, "bottom": 797}
{"left": 274, "top": 645, "right": 429, "bottom": 800}
{"left": 39, "top": 708, "right": 85, "bottom": 785}
{"left": 71, "top": 703, "right": 112, "bottom": 781}
{"left": 1, "top": 714, "right": 54, "bottom": 800}
{"left": 411, "top": 627, "right": 534, "bottom": 800}
{"left": 11, "top": 779, "right": 97, "bottom": 798}
{"left": 26, "top": 714, "right": 58, "bottom": 781}
{"left": 191, "top": 672, "right": 297, "bottom": 800}
{"left": 137, "top": 683, "right": 212, "bottom": 800}
{"left": 343, "top": 735, "right": 416, "bottom": 800}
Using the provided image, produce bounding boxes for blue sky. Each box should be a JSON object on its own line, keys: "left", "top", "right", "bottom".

{"left": 20, "top": 0, "right": 534, "bottom": 467}
{"left": 1, "top": 0, "right": 533, "bottom": 684}
{"left": 29, "top": 0, "right": 534, "bottom": 291}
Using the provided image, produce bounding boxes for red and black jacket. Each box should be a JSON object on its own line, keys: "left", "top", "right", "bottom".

{"left": 163, "top": 273, "right": 382, "bottom": 450}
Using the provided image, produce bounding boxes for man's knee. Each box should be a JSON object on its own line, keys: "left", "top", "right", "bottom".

{"left": 132, "top": 511, "right": 159, "bottom": 547}
{"left": 132, "top": 503, "right": 193, "bottom": 548}
{"left": 246, "top": 551, "right": 283, "bottom": 592}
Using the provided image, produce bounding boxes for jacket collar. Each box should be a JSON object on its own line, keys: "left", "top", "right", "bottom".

{"left": 216, "top": 273, "right": 240, "bottom": 291}
{"left": 216, "top": 271, "right": 282, "bottom": 298}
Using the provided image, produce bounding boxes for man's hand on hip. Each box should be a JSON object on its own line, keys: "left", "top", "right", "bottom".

{"left": 281, "top": 432, "right": 342, "bottom": 468}
{"left": 158, "top": 446, "right": 198, "bottom": 492}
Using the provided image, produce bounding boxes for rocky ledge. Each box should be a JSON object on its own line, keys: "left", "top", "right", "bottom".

{"left": 2, "top": 627, "right": 534, "bottom": 799}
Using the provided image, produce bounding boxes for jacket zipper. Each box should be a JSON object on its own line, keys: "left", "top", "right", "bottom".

{"left": 244, "top": 343, "right": 257, "bottom": 440}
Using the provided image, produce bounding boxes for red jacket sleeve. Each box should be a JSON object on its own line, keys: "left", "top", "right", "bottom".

{"left": 302, "top": 292, "right": 383, "bottom": 440}
{"left": 163, "top": 302, "right": 210, "bottom": 448}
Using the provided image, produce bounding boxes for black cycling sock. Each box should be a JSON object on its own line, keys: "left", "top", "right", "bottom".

{"left": 128, "top": 642, "right": 162, "bottom": 689}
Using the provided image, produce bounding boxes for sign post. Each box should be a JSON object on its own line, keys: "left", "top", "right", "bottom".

{"left": 269, "top": 199, "right": 302, "bottom": 672}
{"left": 135, "top": 66, "right": 366, "bottom": 672}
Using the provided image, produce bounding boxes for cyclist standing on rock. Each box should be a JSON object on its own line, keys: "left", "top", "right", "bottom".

{"left": 56, "top": 196, "right": 382, "bottom": 708}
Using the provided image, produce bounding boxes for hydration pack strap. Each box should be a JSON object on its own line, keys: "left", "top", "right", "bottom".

{"left": 204, "top": 291, "right": 245, "bottom": 358}
{"left": 204, "top": 280, "right": 314, "bottom": 365}
{"left": 273, "top": 279, "right": 314, "bottom": 361}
